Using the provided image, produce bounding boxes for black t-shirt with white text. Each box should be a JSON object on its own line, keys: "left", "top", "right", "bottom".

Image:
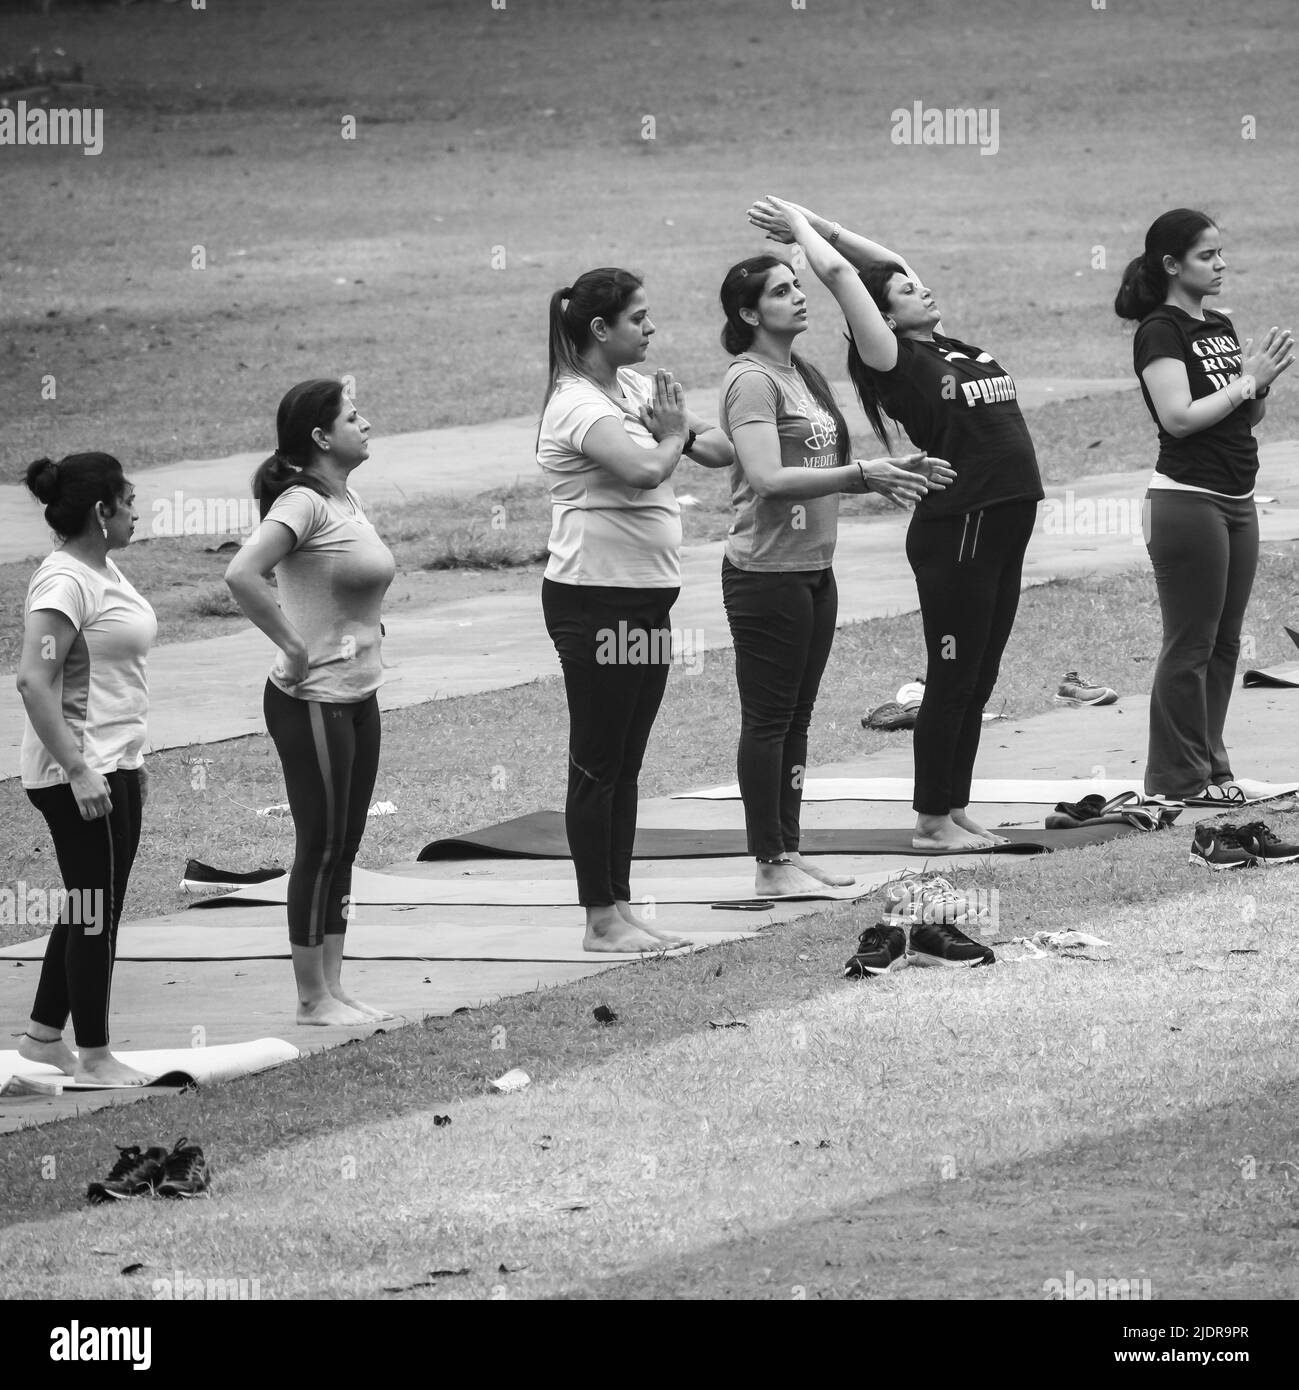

{"left": 860, "top": 333, "right": 1044, "bottom": 520}
{"left": 1132, "top": 306, "right": 1258, "bottom": 494}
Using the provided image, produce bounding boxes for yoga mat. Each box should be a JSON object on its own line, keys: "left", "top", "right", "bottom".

{"left": 1242, "top": 664, "right": 1299, "bottom": 689}
{"left": 189, "top": 865, "right": 880, "bottom": 909}
{"left": 0, "top": 923, "right": 757, "bottom": 965}
{"left": 673, "top": 777, "right": 1154, "bottom": 804}
{"left": 0, "top": 1037, "right": 301, "bottom": 1095}
{"left": 418, "top": 814, "right": 1136, "bottom": 860}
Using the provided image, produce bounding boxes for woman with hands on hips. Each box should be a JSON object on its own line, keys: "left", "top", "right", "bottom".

{"left": 225, "top": 379, "right": 396, "bottom": 1027}
{"left": 749, "top": 195, "right": 1044, "bottom": 855}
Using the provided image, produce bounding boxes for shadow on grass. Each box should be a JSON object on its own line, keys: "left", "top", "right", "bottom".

{"left": 550, "top": 1077, "right": 1299, "bottom": 1301}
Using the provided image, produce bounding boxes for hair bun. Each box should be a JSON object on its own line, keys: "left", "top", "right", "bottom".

{"left": 24, "top": 456, "right": 59, "bottom": 504}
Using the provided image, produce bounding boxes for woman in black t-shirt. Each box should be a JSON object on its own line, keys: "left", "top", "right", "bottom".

{"left": 750, "top": 196, "right": 1044, "bottom": 859}
{"left": 1115, "top": 208, "right": 1293, "bottom": 799}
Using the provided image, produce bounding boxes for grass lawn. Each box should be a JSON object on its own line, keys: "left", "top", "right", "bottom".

{"left": 2, "top": 0, "right": 1299, "bottom": 1308}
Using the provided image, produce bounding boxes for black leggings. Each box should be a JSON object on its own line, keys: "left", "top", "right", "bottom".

{"left": 907, "top": 500, "right": 1037, "bottom": 815}
{"left": 721, "top": 561, "right": 838, "bottom": 859}
{"left": 1144, "top": 488, "right": 1258, "bottom": 797}
{"left": 27, "top": 768, "right": 142, "bottom": 1050}
{"left": 542, "top": 579, "right": 678, "bottom": 906}
{"left": 264, "top": 680, "right": 381, "bottom": 947}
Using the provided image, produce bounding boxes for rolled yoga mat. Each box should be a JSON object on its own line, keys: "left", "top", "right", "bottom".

{"left": 0, "top": 1037, "right": 301, "bottom": 1095}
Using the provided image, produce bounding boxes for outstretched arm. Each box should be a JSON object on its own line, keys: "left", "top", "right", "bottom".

{"left": 749, "top": 197, "right": 920, "bottom": 282}
{"left": 754, "top": 196, "right": 899, "bottom": 373}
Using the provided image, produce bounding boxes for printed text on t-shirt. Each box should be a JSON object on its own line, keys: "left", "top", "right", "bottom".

{"left": 961, "top": 374, "right": 1017, "bottom": 408}
{"left": 1190, "top": 334, "right": 1242, "bottom": 391}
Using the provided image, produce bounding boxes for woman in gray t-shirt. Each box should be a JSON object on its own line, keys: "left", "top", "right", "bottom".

{"left": 717, "top": 254, "right": 952, "bottom": 899}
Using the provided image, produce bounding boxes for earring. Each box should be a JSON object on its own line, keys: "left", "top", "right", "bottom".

{"left": 101, "top": 523, "right": 109, "bottom": 540}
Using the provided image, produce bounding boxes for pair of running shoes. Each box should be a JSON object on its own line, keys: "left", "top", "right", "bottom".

{"left": 86, "top": 1136, "right": 211, "bottom": 1204}
{"left": 844, "top": 875, "right": 995, "bottom": 978}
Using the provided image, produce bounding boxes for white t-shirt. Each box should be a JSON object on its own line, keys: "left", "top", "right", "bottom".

{"left": 20, "top": 552, "right": 157, "bottom": 789}
{"left": 537, "top": 369, "right": 683, "bottom": 587}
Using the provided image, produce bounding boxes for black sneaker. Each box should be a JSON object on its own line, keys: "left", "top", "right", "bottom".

{"left": 1234, "top": 821, "right": 1299, "bottom": 866}
{"left": 86, "top": 1144, "right": 169, "bottom": 1204}
{"left": 843, "top": 923, "right": 910, "bottom": 978}
{"left": 908, "top": 919, "right": 996, "bottom": 968}
{"left": 155, "top": 1136, "right": 212, "bottom": 1199}
{"left": 179, "top": 859, "right": 286, "bottom": 893}
{"left": 1188, "top": 823, "right": 1259, "bottom": 871}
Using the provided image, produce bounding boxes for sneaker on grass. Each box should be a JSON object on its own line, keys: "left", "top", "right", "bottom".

{"left": 843, "top": 923, "right": 910, "bottom": 978}
{"left": 1188, "top": 823, "right": 1259, "bottom": 871}
{"left": 881, "top": 874, "right": 983, "bottom": 928}
{"left": 908, "top": 919, "right": 996, "bottom": 968}
{"left": 1055, "top": 671, "right": 1119, "bottom": 706}
{"left": 86, "top": 1144, "right": 169, "bottom": 1204}
{"left": 156, "top": 1136, "right": 212, "bottom": 1199}
{"left": 180, "top": 859, "right": 286, "bottom": 893}
{"left": 1234, "top": 821, "right": 1299, "bottom": 866}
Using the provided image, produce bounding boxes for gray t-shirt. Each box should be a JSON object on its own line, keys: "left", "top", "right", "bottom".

{"left": 719, "top": 355, "right": 841, "bottom": 571}
{"left": 262, "top": 486, "right": 395, "bottom": 702}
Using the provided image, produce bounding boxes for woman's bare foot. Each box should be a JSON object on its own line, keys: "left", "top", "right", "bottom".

{"left": 913, "top": 814, "right": 997, "bottom": 852}
{"left": 786, "top": 851, "right": 855, "bottom": 888}
{"left": 614, "top": 901, "right": 689, "bottom": 949}
{"left": 329, "top": 989, "right": 395, "bottom": 1022}
{"left": 18, "top": 1030, "right": 79, "bottom": 1075}
{"left": 950, "top": 808, "right": 1009, "bottom": 844}
{"left": 755, "top": 860, "right": 834, "bottom": 898}
{"left": 583, "top": 905, "right": 672, "bottom": 954}
{"left": 297, "top": 996, "right": 371, "bottom": 1026}
{"left": 73, "top": 1048, "right": 153, "bottom": 1087}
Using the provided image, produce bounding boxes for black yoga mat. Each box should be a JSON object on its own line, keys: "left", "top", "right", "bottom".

{"left": 1242, "top": 663, "right": 1299, "bottom": 689}
{"left": 417, "top": 812, "right": 1136, "bottom": 861}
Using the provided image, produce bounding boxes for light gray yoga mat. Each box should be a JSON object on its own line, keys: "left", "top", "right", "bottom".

{"left": 191, "top": 865, "right": 886, "bottom": 908}
{"left": 673, "top": 776, "right": 1299, "bottom": 804}
{"left": 0, "top": 922, "right": 758, "bottom": 965}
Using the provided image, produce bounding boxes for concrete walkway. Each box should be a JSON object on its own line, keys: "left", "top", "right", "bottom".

{"left": 1, "top": 378, "right": 1133, "bottom": 563}
{"left": 4, "top": 444, "right": 1299, "bottom": 782}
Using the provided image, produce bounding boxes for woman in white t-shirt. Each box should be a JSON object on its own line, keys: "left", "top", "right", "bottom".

{"left": 537, "top": 267, "right": 733, "bottom": 953}
{"left": 15, "top": 452, "right": 156, "bottom": 1087}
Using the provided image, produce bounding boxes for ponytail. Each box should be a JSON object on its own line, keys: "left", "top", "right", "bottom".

{"left": 1114, "top": 207, "right": 1217, "bottom": 322}
{"left": 542, "top": 267, "right": 644, "bottom": 419}
{"left": 251, "top": 378, "right": 344, "bottom": 520}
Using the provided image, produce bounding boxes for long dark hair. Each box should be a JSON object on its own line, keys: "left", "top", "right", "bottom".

{"left": 543, "top": 266, "right": 644, "bottom": 412}
{"left": 251, "top": 378, "right": 344, "bottom": 521}
{"left": 25, "top": 452, "right": 127, "bottom": 540}
{"left": 844, "top": 259, "right": 911, "bottom": 449}
{"left": 1114, "top": 208, "right": 1217, "bottom": 322}
{"left": 718, "top": 255, "right": 848, "bottom": 467}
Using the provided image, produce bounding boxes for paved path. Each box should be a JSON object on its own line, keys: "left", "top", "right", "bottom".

{"left": 5, "top": 445, "right": 1299, "bottom": 782}
{"left": 1, "top": 378, "right": 1134, "bottom": 563}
